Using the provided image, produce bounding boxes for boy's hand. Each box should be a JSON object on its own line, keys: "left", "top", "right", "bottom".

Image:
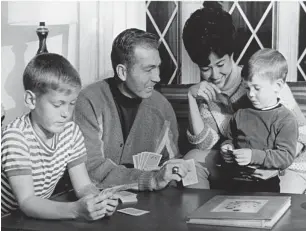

{"left": 220, "top": 144, "right": 234, "bottom": 163}
{"left": 75, "top": 192, "right": 116, "bottom": 220}
{"left": 105, "top": 194, "right": 119, "bottom": 217}
{"left": 232, "top": 149, "right": 252, "bottom": 166}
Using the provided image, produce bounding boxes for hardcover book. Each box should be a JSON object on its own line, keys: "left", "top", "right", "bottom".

{"left": 186, "top": 195, "right": 291, "bottom": 229}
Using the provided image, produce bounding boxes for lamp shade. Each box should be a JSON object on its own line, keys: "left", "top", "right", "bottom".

{"left": 7, "top": 1, "right": 77, "bottom": 26}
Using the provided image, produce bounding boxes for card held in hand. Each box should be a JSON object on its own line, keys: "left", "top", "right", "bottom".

{"left": 182, "top": 159, "right": 198, "bottom": 186}
{"left": 133, "top": 152, "right": 162, "bottom": 171}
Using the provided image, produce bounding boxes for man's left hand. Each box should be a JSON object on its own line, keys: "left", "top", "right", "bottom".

{"left": 232, "top": 149, "right": 252, "bottom": 166}
{"left": 153, "top": 159, "right": 189, "bottom": 190}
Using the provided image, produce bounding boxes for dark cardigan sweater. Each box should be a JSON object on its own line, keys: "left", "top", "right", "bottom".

{"left": 74, "top": 78, "right": 179, "bottom": 190}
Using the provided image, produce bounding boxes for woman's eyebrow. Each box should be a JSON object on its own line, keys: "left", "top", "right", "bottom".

{"left": 216, "top": 59, "right": 225, "bottom": 64}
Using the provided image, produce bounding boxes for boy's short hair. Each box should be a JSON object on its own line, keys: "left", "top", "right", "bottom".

{"left": 111, "top": 28, "right": 159, "bottom": 78}
{"left": 23, "top": 53, "right": 81, "bottom": 96}
{"left": 242, "top": 48, "right": 288, "bottom": 82}
{"left": 182, "top": 2, "right": 235, "bottom": 67}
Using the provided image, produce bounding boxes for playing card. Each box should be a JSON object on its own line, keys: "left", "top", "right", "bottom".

{"left": 143, "top": 152, "right": 162, "bottom": 170}
{"left": 118, "top": 208, "right": 150, "bottom": 216}
{"left": 182, "top": 159, "right": 199, "bottom": 186}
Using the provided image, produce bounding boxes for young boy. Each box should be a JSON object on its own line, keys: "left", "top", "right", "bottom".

{"left": 1, "top": 53, "right": 118, "bottom": 219}
{"left": 220, "top": 48, "right": 298, "bottom": 192}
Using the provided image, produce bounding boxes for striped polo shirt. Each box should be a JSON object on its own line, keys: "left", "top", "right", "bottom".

{"left": 1, "top": 114, "right": 87, "bottom": 215}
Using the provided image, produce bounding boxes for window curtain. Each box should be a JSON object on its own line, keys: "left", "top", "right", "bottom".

{"left": 78, "top": 1, "right": 146, "bottom": 86}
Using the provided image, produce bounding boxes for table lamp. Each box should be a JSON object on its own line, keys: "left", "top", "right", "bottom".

{"left": 6, "top": 1, "right": 77, "bottom": 54}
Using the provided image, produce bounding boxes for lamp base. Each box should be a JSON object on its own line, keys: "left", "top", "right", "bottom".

{"left": 36, "top": 22, "right": 49, "bottom": 54}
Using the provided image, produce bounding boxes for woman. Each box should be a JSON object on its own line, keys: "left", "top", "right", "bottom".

{"left": 182, "top": 2, "right": 306, "bottom": 193}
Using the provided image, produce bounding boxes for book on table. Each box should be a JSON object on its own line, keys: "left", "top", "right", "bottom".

{"left": 186, "top": 195, "right": 291, "bottom": 229}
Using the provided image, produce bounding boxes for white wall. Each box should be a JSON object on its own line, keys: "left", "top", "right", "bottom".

{"left": 1, "top": 1, "right": 78, "bottom": 126}
{"left": 1, "top": 1, "right": 146, "bottom": 126}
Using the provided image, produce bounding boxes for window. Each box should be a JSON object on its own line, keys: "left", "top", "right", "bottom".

{"left": 147, "top": 1, "right": 305, "bottom": 84}
{"left": 298, "top": 1, "right": 306, "bottom": 81}
{"left": 146, "top": 1, "right": 180, "bottom": 84}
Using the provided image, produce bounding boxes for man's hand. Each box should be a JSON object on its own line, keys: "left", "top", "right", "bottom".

{"left": 152, "top": 159, "right": 189, "bottom": 190}
{"left": 232, "top": 149, "right": 252, "bottom": 166}
{"left": 220, "top": 144, "right": 234, "bottom": 163}
{"left": 74, "top": 192, "right": 118, "bottom": 220}
{"left": 188, "top": 81, "right": 221, "bottom": 102}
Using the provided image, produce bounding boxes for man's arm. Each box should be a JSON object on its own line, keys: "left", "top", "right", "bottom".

{"left": 73, "top": 91, "right": 155, "bottom": 190}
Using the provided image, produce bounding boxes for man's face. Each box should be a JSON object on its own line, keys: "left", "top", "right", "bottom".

{"left": 31, "top": 85, "right": 80, "bottom": 136}
{"left": 244, "top": 75, "right": 280, "bottom": 109}
{"left": 125, "top": 46, "right": 161, "bottom": 99}
{"left": 199, "top": 52, "right": 233, "bottom": 90}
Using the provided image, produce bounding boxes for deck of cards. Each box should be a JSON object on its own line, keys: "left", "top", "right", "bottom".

{"left": 116, "top": 191, "right": 138, "bottom": 204}
{"left": 133, "top": 152, "right": 162, "bottom": 171}
{"left": 100, "top": 183, "right": 138, "bottom": 195}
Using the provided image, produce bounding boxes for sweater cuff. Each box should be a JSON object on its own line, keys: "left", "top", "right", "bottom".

{"left": 250, "top": 149, "right": 266, "bottom": 165}
{"left": 138, "top": 171, "right": 156, "bottom": 191}
{"left": 187, "top": 123, "right": 210, "bottom": 145}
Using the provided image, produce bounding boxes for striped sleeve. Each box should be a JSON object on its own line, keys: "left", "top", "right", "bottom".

{"left": 1, "top": 128, "right": 32, "bottom": 177}
{"left": 67, "top": 123, "right": 87, "bottom": 169}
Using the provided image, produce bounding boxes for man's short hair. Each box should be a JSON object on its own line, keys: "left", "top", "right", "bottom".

{"left": 241, "top": 48, "right": 288, "bottom": 82}
{"left": 182, "top": 2, "right": 235, "bottom": 67}
{"left": 23, "top": 53, "right": 81, "bottom": 96}
{"left": 111, "top": 28, "right": 159, "bottom": 76}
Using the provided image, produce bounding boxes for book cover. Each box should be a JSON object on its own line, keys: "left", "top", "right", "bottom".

{"left": 186, "top": 195, "right": 291, "bottom": 229}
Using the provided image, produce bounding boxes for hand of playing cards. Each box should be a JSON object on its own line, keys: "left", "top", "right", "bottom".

{"left": 133, "top": 152, "right": 162, "bottom": 171}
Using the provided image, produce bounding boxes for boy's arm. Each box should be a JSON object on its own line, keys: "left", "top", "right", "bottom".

{"left": 8, "top": 175, "right": 78, "bottom": 219}
{"left": 68, "top": 163, "right": 100, "bottom": 198}
{"left": 250, "top": 116, "right": 298, "bottom": 169}
{"left": 8, "top": 175, "right": 116, "bottom": 220}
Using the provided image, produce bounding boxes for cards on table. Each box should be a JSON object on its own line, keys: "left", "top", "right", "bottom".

{"left": 116, "top": 191, "right": 138, "bottom": 204}
{"left": 182, "top": 159, "right": 198, "bottom": 186}
{"left": 117, "top": 208, "right": 150, "bottom": 216}
{"left": 133, "top": 152, "right": 162, "bottom": 171}
{"left": 100, "top": 183, "right": 138, "bottom": 195}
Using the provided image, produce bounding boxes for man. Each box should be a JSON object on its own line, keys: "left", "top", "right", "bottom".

{"left": 74, "top": 28, "right": 189, "bottom": 191}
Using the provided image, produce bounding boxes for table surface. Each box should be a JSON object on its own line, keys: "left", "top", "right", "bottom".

{"left": 2, "top": 188, "right": 306, "bottom": 231}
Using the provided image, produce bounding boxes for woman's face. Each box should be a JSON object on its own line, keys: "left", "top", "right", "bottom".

{"left": 199, "top": 52, "right": 234, "bottom": 90}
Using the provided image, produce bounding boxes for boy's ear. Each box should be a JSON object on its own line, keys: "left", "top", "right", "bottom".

{"left": 116, "top": 64, "right": 127, "bottom": 82}
{"left": 24, "top": 90, "right": 36, "bottom": 110}
{"left": 273, "top": 79, "right": 285, "bottom": 94}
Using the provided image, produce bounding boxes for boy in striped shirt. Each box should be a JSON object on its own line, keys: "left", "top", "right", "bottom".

{"left": 1, "top": 53, "right": 118, "bottom": 220}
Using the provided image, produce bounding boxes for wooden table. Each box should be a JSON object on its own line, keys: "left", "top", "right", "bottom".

{"left": 2, "top": 188, "right": 306, "bottom": 231}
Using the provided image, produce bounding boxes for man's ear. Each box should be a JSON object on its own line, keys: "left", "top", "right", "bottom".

{"left": 116, "top": 64, "right": 127, "bottom": 82}
{"left": 24, "top": 90, "right": 36, "bottom": 110}
{"left": 273, "top": 79, "right": 285, "bottom": 95}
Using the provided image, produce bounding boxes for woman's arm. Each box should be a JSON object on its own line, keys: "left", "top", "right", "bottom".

{"left": 187, "top": 84, "right": 221, "bottom": 150}
{"left": 188, "top": 91, "right": 205, "bottom": 135}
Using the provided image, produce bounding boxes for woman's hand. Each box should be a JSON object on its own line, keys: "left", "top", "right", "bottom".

{"left": 74, "top": 192, "right": 117, "bottom": 220}
{"left": 188, "top": 81, "right": 221, "bottom": 103}
{"left": 220, "top": 144, "right": 234, "bottom": 163}
{"left": 153, "top": 159, "right": 189, "bottom": 190}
